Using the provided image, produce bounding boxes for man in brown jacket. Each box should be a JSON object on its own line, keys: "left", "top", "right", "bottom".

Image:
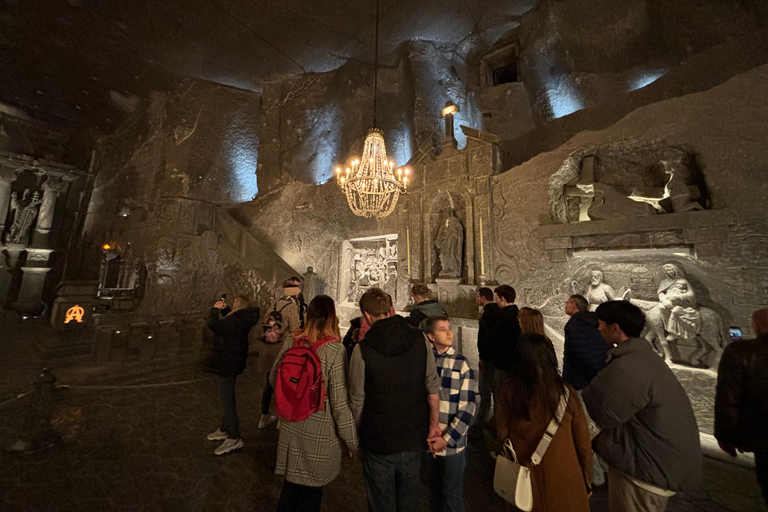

{"left": 715, "top": 307, "right": 768, "bottom": 505}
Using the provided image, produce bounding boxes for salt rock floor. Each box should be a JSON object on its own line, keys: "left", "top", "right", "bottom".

{"left": 0, "top": 314, "right": 766, "bottom": 512}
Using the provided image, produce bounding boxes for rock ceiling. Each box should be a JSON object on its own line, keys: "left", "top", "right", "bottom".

{"left": 1, "top": 0, "right": 535, "bottom": 132}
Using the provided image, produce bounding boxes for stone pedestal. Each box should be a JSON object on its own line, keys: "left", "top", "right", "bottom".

{"left": 50, "top": 281, "right": 99, "bottom": 331}
{"left": 13, "top": 248, "right": 54, "bottom": 314}
{"left": 15, "top": 267, "right": 51, "bottom": 314}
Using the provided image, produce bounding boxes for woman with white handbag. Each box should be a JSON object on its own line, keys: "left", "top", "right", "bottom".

{"left": 495, "top": 333, "right": 593, "bottom": 511}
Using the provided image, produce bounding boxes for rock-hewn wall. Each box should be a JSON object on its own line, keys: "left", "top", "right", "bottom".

{"left": 491, "top": 63, "right": 768, "bottom": 334}
{"left": 80, "top": 79, "right": 270, "bottom": 314}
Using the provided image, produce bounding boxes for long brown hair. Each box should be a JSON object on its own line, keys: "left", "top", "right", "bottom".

{"left": 296, "top": 295, "right": 340, "bottom": 343}
{"left": 518, "top": 307, "right": 545, "bottom": 336}
{"left": 500, "top": 333, "right": 565, "bottom": 421}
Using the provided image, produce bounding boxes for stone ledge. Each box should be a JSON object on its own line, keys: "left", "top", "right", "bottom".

{"left": 536, "top": 209, "right": 737, "bottom": 238}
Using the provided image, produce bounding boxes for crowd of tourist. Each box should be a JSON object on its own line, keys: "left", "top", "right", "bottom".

{"left": 203, "top": 276, "right": 768, "bottom": 512}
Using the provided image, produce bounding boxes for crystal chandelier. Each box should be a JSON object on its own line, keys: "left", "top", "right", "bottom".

{"left": 334, "top": 0, "right": 410, "bottom": 218}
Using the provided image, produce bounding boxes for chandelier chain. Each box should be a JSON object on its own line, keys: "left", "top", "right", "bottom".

{"left": 373, "top": 0, "right": 379, "bottom": 127}
{"left": 262, "top": 77, "right": 318, "bottom": 116}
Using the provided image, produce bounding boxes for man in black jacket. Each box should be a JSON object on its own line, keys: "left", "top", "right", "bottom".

{"left": 205, "top": 295, "right": 261, "bottom": 456}
{"left": 715, "top": 307, "right": 768, "bottom": 505}
{"left": 407, "top": 283, "right": 447, "bottom": 332}
{"left": 490, "top": 285, "right": 521, "bottom": 375}
{"left": 563, "top": 294, "right": 607, "bottom": 390}
{"left": 349, "top": 287, "right": 442, "bottom": 512}
{"left": 476, "top": 287, "right": 499, "bottom": 426}
{"left": 563, "top": 293, "right": 608, "bottom": 485}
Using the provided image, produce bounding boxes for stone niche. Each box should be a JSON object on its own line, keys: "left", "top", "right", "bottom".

{"left": 339, "top": 234, "right": 399, "bottom": 307}
{"left": 549, "top": 139, "right": 709, "bottom": 225}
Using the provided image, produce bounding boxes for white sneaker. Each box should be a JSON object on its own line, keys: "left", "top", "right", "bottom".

{"left": 258, "top": 414, "right": 277, "bottom": 429}
{"left": 207, "top": 428, "right": 228, "bottom": 441}
{"left": 214, "top": 438, "right": 243, "bottom": 455}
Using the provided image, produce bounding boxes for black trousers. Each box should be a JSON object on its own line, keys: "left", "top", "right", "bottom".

{"left": 218, "top": 376, "right": 240, "bottom": 439}
{"left": 262, "top": 374, "right": 274, "bottom": 415}
{"left": 757, "top": 451, "right": 768, "bottom": 506}
{"left": 276, "top": 480, "right": 323, "bottom": 512}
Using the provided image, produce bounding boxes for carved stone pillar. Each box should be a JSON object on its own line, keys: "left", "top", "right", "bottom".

{"left": 33, "top": 178, "right": 68, "bottom": 248}
{"left": 0, "top": 170, "right": 17, "bottom": 234}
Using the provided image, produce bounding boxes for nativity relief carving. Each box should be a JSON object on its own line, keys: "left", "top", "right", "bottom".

{"left": 345, "top": 238, "right": 398, "bottom": 304}
{"left": 569, "top": 263, "right": 725, "bottom": 369}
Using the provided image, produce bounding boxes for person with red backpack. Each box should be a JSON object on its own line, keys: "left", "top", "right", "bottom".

{"left": 257, "top": 279, "right": 301, "bottom": 429}
{"left": 268, "top": 295, "right": 358, "bottom": 512}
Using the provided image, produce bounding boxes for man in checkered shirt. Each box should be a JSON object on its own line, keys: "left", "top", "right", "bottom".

{"left": 425, "top": 315, "right": 480, "bottom": 512}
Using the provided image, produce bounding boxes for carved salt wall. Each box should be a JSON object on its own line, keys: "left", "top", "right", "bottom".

{"left": 486, "top": 63, "right": 768, "bottom": 433}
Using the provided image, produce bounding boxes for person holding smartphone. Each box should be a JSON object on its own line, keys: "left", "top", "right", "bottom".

{"left": 204, "top": 294, "right": 261, "bottom": 455}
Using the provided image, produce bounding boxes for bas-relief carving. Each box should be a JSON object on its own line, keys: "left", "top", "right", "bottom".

{"left": 535, "top": 262, "right": 726, "bottom": 370}
{"left": 548, "top": 139, "right": 709, "bottom": 224}
{"left": 344, "top": 238, "right": 398, "bottom": 304}
{"left": 5, "top": 189, "right": 41, "bottom": 244}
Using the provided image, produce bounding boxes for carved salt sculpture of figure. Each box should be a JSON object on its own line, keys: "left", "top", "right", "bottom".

{"left": 588, "top": 183, "right": 656, "bottom": 220}
{"left": 435, "top": 213, "right": 464, "bottom": 278}
{"left": 657, "top": 263, "right": 691, "bottom": 340}
{"left": 664, "top": 279, "right": 701, "bottom": 340}
{"left": 7, "top": 189, "right": 42, "bottom": 244}
{"left": 662, "top": 159, "right": 703, "bottom": 213}
{"left": 579, "top": 270, "right": 616, "bottom": 311}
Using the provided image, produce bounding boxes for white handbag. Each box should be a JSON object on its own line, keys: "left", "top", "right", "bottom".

{"left": 493, "top": 389, "right": 570, "bottom": 511}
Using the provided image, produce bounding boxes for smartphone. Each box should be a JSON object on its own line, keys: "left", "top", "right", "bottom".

{"left": 219, "top": 293, "right": 227, "bottom": 304}
{"left": 729, "top": 326, "right": 742, "bottom": 342}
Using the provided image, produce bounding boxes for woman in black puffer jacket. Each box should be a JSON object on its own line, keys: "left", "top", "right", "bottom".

{"left": 204, "top": 295, "right": 261, "bottom": 455}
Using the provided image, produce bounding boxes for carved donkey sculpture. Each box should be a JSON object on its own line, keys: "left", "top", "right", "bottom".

{"left": 632, "top": 299, "right": 726, "bottom": 368}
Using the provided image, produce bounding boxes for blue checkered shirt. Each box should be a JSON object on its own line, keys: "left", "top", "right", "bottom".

{"left": 433, "top": 346, "right": 479, "bottom": 456}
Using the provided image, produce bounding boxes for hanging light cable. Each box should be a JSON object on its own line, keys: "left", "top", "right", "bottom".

{"left": 334, "top": 0, "right": 409, "bottom": 218}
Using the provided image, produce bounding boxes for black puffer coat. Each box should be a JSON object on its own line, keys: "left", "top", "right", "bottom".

{"left": 204, "top": 306, "right": 261, "bottom": 377}
{"left": 562, "top": 311, "right": 608, "bottom": 390}
{"left": 715, "top": 333, "right": 768, "bottom": 453}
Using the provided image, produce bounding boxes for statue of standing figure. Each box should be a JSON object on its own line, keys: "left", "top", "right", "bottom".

{"left": 6, "top": 189, "right": 42, "bottom": 244}
{"left": 435, "top": 212, "right": 464, "bottom": 278}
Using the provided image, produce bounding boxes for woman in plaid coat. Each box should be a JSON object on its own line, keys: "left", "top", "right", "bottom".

{"left": 269, "top": 295, "right": 359, "bottom": 512}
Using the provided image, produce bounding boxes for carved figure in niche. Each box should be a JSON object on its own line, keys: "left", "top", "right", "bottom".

{"left": 587, "top": 183, "right": 656, "bottom": 221}
{"left": 6, "top": 189, "right": 42, "bottom": 244}
{"left": 661, "top": 159, "right": 703, "bottom": 213}
{"left": 572, "top": 269, "right": 620, "bottom": 311}
{"left": 435, "top": 211, "right": 464, "bottom": 278}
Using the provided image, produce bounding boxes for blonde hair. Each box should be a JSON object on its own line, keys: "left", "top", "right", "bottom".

{"left": 228, "top": 295, "right": 252, "bottom": 315}
{"left": 519, "top": 307, "right": 545, "bottom": 336}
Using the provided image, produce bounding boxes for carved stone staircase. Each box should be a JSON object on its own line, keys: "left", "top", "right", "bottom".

{"left": 52, "top": 197, "right": 299, "bottom": 384}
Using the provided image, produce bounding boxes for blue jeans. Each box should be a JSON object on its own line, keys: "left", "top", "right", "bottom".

{"left": 428, "top": 451, "right": 466, "bottom": 512}
{"left": 362, "top": 450, "right": 422, "bottom": 512}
